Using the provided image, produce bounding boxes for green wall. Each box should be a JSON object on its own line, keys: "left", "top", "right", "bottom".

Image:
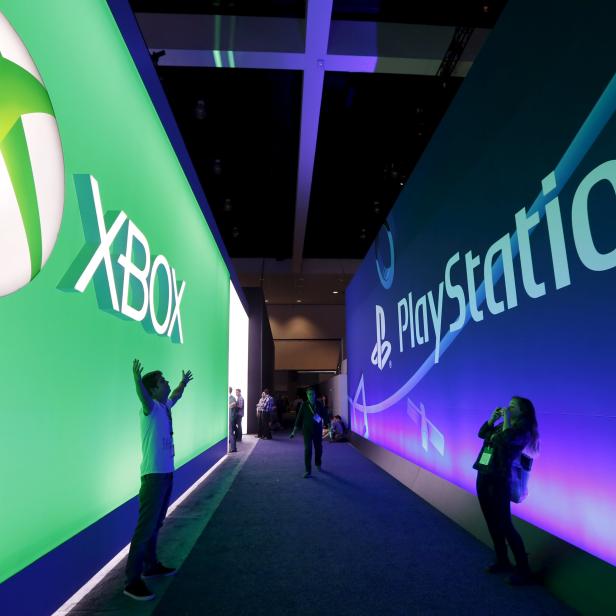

{"left": 0, "top": 0, "right": 229, "bottom": 583}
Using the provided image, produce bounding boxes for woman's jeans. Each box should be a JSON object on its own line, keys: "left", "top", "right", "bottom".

{"left": 476, "top": 472, "right": 529, "bottom": 570}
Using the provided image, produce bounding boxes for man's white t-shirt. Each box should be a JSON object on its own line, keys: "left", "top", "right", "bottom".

{"left": 140, "top": 398, "right": 176, "bottom": 475}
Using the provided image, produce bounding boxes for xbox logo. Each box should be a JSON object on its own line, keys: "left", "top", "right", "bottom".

{"left": 0, "top": 11, "right": 64, "bottom": 297}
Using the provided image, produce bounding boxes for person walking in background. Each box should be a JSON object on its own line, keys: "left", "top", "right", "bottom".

{"left": 290, "top": 387, "right": 330, "bottom": 478}
{"left": 235, "top": 388, "right": 244, "bottom": 442}
{"left": 319, "top": 394, "right": 330, "bottom": 422}
{"left": 473, "top": 396, "right": 540, "bottom": 585}
{"left": 124, "top": 359, "right": 193, "bottom": 601}
{"left": 256, "top": 390, "right": 268, "bottom": 439}
{"left": 257, "top": 388, "right": 275, "bottom": 439}
{"left": 271, "top": 394, "right": 283, "bottom": 431}
{"left": 263, "top": 388, "right": 275, "bottom": 438}
{"left": 228, "top": 386, "right": 237, "bottom": 453}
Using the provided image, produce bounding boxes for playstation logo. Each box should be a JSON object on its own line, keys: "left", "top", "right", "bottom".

{"left": 371, "top": 305, "right": 391, "bottom": 370}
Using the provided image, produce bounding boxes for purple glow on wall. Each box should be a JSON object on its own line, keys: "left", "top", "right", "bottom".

{"left": 346, "top": 1, "right": 616, "bottom": 567}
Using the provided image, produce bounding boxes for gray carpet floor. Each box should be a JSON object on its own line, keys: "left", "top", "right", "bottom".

{"left": 153, "top": 434, "right": 573, "bottom": 616}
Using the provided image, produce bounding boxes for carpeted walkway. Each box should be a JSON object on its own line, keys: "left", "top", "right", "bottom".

{"left": 154, "top": 434, "right": 573, "bottom": 616}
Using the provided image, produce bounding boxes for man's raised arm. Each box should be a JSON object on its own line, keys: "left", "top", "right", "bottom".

{"left": 133, "top": 359, "right": 154, "bottom": 414}
{"left": 170, "top": 370, "right": 194, "bottom": 404}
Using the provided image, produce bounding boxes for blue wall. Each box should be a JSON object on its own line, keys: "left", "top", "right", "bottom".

{"left": 346, "top": 0, "right": 616, "bottom": 567}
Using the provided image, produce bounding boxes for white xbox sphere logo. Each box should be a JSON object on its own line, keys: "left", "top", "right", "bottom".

{"left": 0, "top": 11, "right": 64, "bottom": 297}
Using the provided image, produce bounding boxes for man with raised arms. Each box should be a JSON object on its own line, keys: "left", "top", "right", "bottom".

{"left": 124, "top": 359, "right": 193, "bottom": 601}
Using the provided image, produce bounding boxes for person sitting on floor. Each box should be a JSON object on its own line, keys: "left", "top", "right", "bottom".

{"left": 329, "top": 415, "right": 347, "bottom": 442}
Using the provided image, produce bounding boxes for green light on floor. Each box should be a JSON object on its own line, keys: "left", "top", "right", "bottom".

{"left": 227, "top": 50, "right": 235, "bottom": 68}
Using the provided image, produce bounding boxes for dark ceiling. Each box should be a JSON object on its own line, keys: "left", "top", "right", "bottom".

{"left": 157, "top": 66, "right": 302, "bottom": 259}
{"left": 304, "top": 70, "right": 461, "bottom": 258}
{"left": 129, "top": 0, "right": 507, "bottom": 260}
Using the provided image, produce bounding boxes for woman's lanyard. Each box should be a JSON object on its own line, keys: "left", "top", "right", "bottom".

{"left": 479, "top": 425, "right": 502, "bottom": 466}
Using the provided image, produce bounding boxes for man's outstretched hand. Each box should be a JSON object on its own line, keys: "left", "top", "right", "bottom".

{"left": 181, "top": 370, "right": 194, "bottom": 386}
{"left": 133, "top": 359, "right": 143, "bottom": 381}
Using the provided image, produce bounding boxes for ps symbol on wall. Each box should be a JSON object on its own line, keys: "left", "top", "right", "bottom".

{"left": 371, "top": 304, "right": 391, "bottom": 370}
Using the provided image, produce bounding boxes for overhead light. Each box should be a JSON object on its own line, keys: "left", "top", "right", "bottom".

{"left": 223, "top": 198, "right": 232, "bottom": 212}
{"left": 213, "top": 158, "right": 222, "bottom": 176}
{"left": 232, "top": 226, "right": 239, "bottom": 239}
{"left": 265, "top": 299, "right": 269, "bottom": 303}
{"left": 332, "top": 290, "right": 339, "bottom": 294}
{"left": 296, "top": 299, "right": 302, "bottom": 303}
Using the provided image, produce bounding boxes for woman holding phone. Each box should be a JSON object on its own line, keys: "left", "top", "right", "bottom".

{"left": 473, "top": 397, "right": 540, "bottom": 585}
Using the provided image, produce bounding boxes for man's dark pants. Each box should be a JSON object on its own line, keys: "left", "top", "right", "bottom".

{"left": 125, "top": 473, "right": 173, "bottom": 585}
{"left": 303, "top": 427, "right": 323, "bottom": 473}
{"left": 235, "top": 414, "right": 243, "bottom": 442}
{"left": 258, "top": 411, "right": 271, "bottom": 438}
{"left": 229, "top": 412, "right": 237, "bottom": 452}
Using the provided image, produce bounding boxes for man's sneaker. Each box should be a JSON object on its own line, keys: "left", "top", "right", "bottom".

{"left": 142, "top": 563, "right": 176, "bottom": 578}
{"left": 303, "top": 471, "right": 311, "bottom": 478}
{"left": 124, "top": 580, "right": 155, "bottom": 601}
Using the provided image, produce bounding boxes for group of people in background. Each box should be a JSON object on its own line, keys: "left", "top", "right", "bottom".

{"left": 232, "top": 387, "right": 348, "bottom": 449}
{"left": 256, "top": 388, "right": 276, "bottom": 439}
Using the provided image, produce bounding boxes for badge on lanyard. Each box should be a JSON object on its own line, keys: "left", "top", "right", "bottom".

{"left": 479, "top": 445, "right": 494, "bottom": 466}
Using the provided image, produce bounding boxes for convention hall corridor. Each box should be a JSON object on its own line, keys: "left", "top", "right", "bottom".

{"left": 62, "top": 435, "right": 571, "bottom": 616}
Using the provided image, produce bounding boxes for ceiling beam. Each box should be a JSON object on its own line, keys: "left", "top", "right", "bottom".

{"left": 292, "top": 0, "right": 332, "bottom": 273}
{"left": 154, "top": 48, "right": 478, "bottom": 76}
{"left": 136, "top": 13, "right": 488, "bottom": 75}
